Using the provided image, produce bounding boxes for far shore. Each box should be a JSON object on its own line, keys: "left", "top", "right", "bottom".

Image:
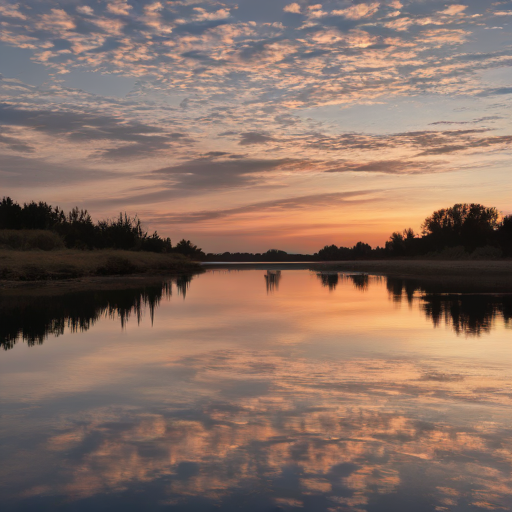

{"left": 206, "top": 259, "right": 512, "bottom": 293}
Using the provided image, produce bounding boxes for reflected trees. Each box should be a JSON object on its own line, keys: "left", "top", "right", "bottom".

{"left": 264, "top": 270, "right": 281, "bottom": 293}
{"left": 0, "top": 275, "right": 193, "bottom": 350}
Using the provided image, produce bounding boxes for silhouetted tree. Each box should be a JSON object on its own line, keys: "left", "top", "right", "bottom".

{"left": 97, "top": 213, "right": 144, "bottom": 250}
{"left": 140, "top": 232, "right": 172, "bottom": 253}
{"left": 55, "top": 207, "right": 95, "bottom": 248}
{"left": 265, "top": 249, "right": 288, "bottom": 261}
{"left": 352, "top": 242, "right": 373, "bottom": 258}
{"left": 385, "top": 228, "right": 421, "bottom": 256}
{"left": 174, "top": 239, "right": 204, "bottom": 259}
{"left": 0, "top": 197, "right": 22, "bottom": 229}
{"left": 498, "top": 215, "right": 512, "bottom": 256}
{"left": 421, "top": 203, "right": 499, "bottom": 252}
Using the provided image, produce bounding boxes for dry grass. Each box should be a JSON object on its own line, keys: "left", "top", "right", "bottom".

{"left": 0, "top": 249, "right": 201, "bottom": 281}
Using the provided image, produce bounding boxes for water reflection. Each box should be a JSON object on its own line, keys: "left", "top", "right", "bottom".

{"left": 2, "top": 351, "right": 512, "bottom": 511}
{"left": 316, "top": 272, "right": 371, "bottom": 292}
{"left": 264, "top": 270, "right": 281, "bottom": 293}
{"left": 0, "top": 275, "right": 192, "bottom": 350}
{"left": 385, "top": 276, "right": 418, "bottom": 304}
{"left": 387, "top": 277, "right": 512, "bottom": 336}
{"left": 2, "top": 272, "right": 512, "bottom": 351}
{"left": 314, "top": 273, "right": 512, "bottom": 337}
{"left": 318, "top": 272, "right": 339, "bottom": 290}
{"left": 1, "top": 270, "right": 512, "bottom": 511}
{"left": 423, "top": 294, "right": 512, "bottom": 336}
{"left": 351, "top": 273, "right": 369, "bottom": 291}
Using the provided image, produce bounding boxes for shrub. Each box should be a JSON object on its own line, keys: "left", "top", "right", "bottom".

{"left": 0, "top": 230, "right": 64, "bottom": 251}
{"left": 426, "top": 246, "right": 470, "bottom": 260}
{"left": 18, "top": 265, "right": 50, "bottom": 281}
{"left": 470, "top": 245, "right": 503, "bottom": 260}
{"left": 96, "top": 256, "right": 141, "bottom": 276}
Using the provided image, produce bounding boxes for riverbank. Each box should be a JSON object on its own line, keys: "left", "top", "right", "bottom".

{"left": 0, "top": 249, "right": 202, "bottom": 283}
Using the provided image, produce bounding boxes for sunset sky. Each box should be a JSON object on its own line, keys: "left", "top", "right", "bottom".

{"left": 1, "top": 0, "right": 512, "bottom": 253}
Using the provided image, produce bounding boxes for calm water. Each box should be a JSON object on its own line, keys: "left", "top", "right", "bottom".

{"left": 1, "top": 270, "right": 511, "bottom": 511}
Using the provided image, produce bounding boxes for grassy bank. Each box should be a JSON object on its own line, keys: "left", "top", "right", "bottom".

{"left": 0, "top": 249, "right": 202, "bottom": 282}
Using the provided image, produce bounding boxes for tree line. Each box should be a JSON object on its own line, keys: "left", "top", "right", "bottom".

{"left": 0, "top": 197, "right": 204, "bottom": 257}
{"left": 202, "top": 249, "right": 312, "bottom": 262}
{"left": 317, "top": 203, "right": 512, "bottom": 260}
{"left": 2, "top": 198, "right": 511, "bottom": 260}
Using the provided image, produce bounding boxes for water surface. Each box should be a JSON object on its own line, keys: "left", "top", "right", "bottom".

{"left": 1, "top": 270, "right": 511, "bottom": 511}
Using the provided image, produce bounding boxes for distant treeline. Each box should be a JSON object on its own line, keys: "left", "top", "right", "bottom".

{"left": 202, "top": 249, "right": 312, "bottom": 262}
{"left": 2, "top": 198, "right": 511, "bottom": 260}
{"left": 317, "top": 204, "right": 512, "bottom": 260}
{"left": 0, "top": 197, "right": 204, "bottom": 257}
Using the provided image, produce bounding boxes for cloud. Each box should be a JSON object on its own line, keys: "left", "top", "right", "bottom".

{"left": 440, "top": 5, "right": 468, "bottom": 16}
{"left": 303, "top": 128, "right": 511, "bottom": 159}
{"left": 151, "top": 155, "right": 306, "bottom": 190}
{"left": 416, "top": 135, "right": 512, "bottom": 156}
{"left": 477, "top": 87, "right": 512, "bottom": 97}
{"left": 0, "top": 4, "right": 26, "bottom": 19}
{"left": 0, "top": 129, "right": 33, "bottom": 153}
{"left": 0, "top": 103, "right": 192, "bottom": 160}
{"left": 149, "top": 189, "right": 383, "bottom": 224}
{"left": 106, "top": 1, "right": 132, "bottom": 16}
{"left": 332, "top": 2, "right": 381, "bottom": 20}
{"left": 429, "top": 116, "right": 502, "bottom": 125}
{"left": 0, "top": 0, "right": 498, "bottom": 107}
{"left": 193, "top": 8, "right": 231, "bottom": 21}
{"left": 0, "top": 154, "right": 112, "bottom": 186}
{"left": 239, "top": 132, "right": 275, "bottom": 145}
{"left": 325, "top": 159, "right": 443, "bottom": 175}
{"left": 283, "top": 3, "right": 302, "bottom": 14}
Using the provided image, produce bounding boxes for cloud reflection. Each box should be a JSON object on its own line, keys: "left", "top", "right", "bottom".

{"left": 4, "top": 351, "right": 512, "bottom": 511}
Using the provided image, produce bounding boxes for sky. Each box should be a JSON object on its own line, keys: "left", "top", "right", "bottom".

{"left": 1, "top": 0, "right": 512, "bottom": 253}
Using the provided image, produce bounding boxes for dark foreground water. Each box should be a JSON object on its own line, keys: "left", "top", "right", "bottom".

{"left": 1, "top": 270, "right": 511, "bottom": 512}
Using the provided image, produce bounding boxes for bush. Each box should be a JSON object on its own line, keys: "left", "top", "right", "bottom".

{"left": 426, "top": 246, "right": 470, "bottom": 260}
{"left": 0, "top": 230, "right": 64, "bottom": 251}
{"left": 96, "top": 256, "right": 141, "bottom": 276}
{"left": 18, "top": 265, "right": 50, "bottom": 281}
{"left": 470, "top": 245, "right": 503, "bottom": 260}
{"left": 173, "top": 239, "right": 205, "bottom": 259}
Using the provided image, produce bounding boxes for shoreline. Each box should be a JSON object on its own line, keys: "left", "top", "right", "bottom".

{"left": 1, "top": 257, "right": 512, "bottom": 294}
{"left": 203, "top": 259, "right": 512, "bottom": 276}
{"left": 0, "top": 249, "right": 202, "bottom": 288}
{"left": 310, "top": 260, "right": 512, "bottom": 293}
{"left": 205, "top": 260, "right": 512, "bottom": 293}
{"left": 0, "top": 273, "right": 201, "bottom": 298}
